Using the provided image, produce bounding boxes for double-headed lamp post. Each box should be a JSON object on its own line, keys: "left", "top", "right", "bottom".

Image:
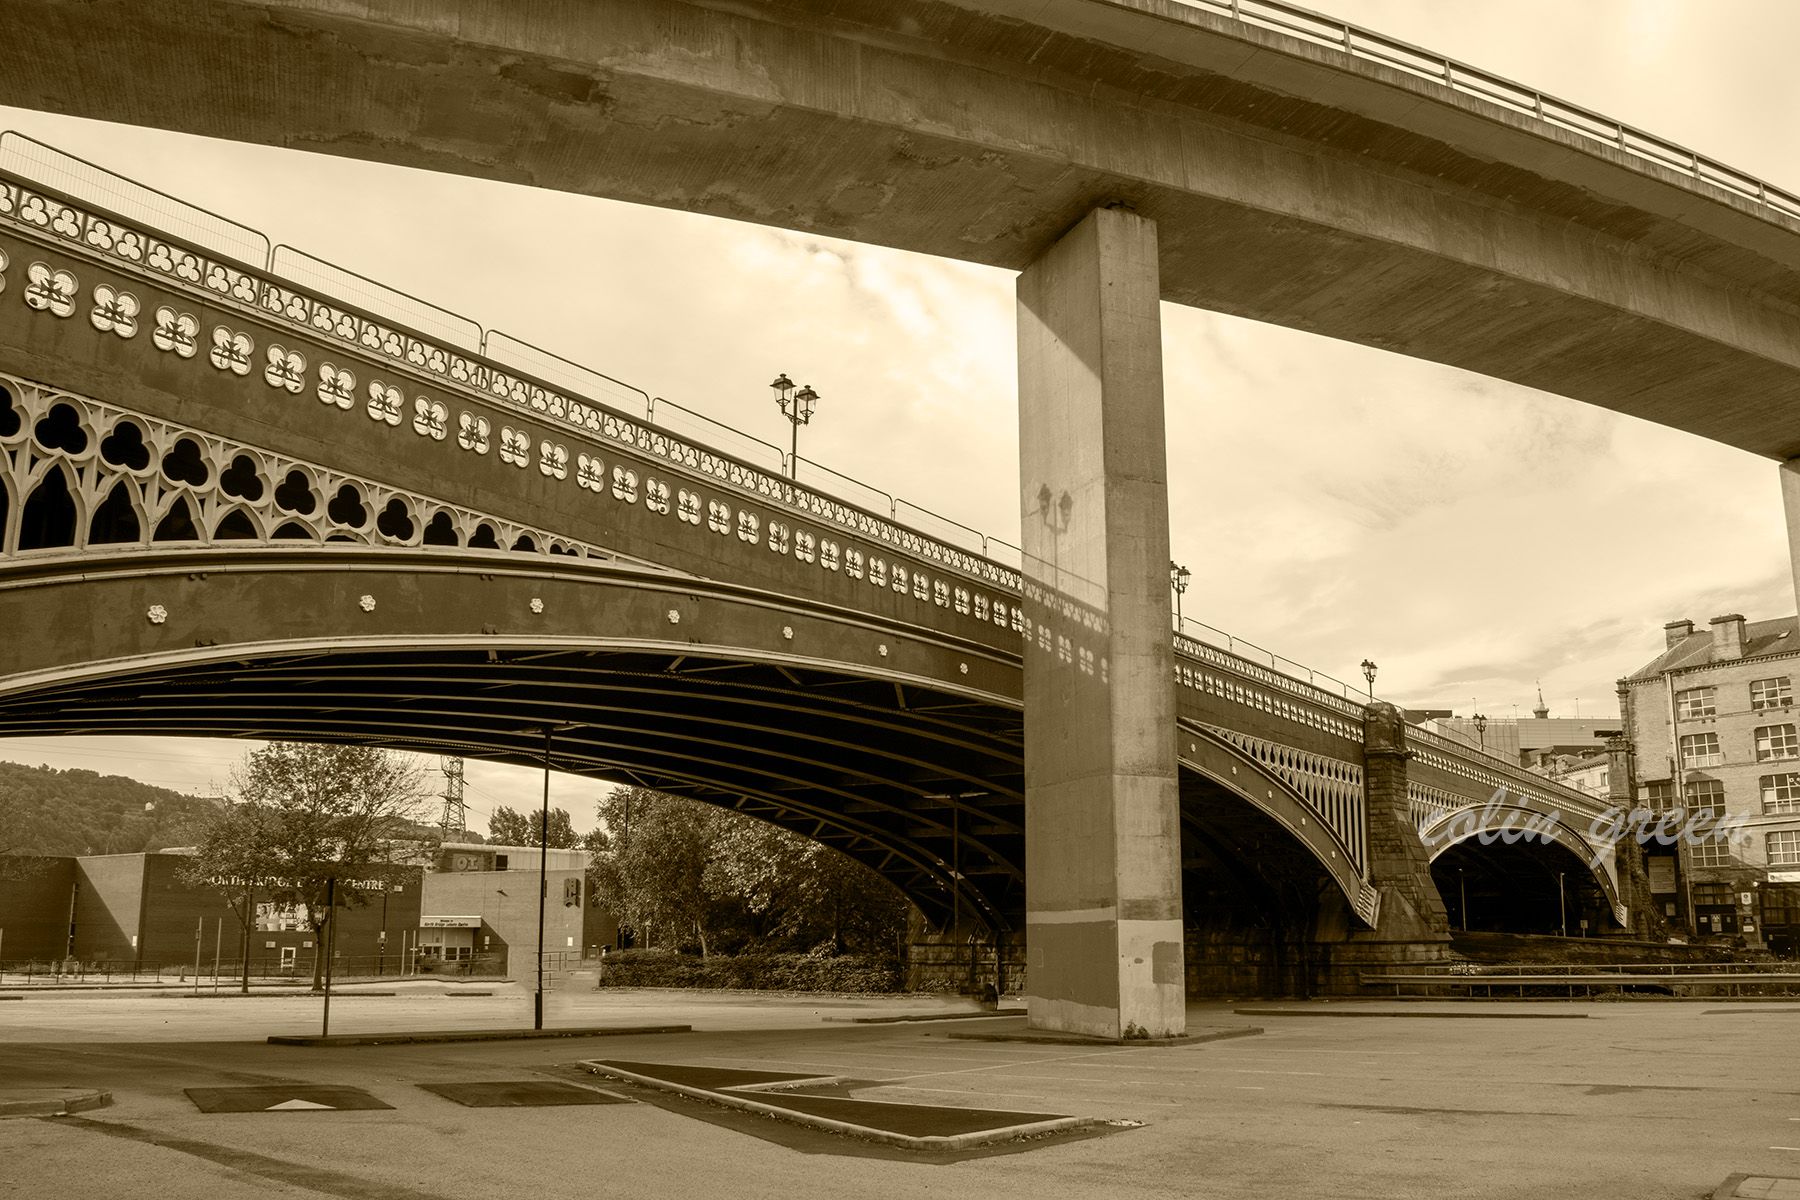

{"left": 1360, "top": 659, "right": 1378, "bottom": 699}
{"left": 770, "top": 373, "right": 820, "bottom": 478}
{"left": 1169, "top": 561, "right": 1191, "bottom": 631}
{"left": 1473, "top": 712, "right": 1489, "bottom": 752}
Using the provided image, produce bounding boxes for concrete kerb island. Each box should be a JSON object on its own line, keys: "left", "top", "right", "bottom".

{"left": 584, "top": 1060, "right": 1094, "bottom": 1151}
{"left": 268, "top": 1024, "right": 691, "bottom": 1047}
{"left": 946, "top": 1024, "right": 1262, "bottom": 1046}
{"left": 0, "top": 1088, "right": 112, "bottom": 1118}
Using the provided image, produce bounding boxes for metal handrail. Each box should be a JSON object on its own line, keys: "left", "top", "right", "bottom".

{"left": 0, "top": 131, "right": 271, "bottom": 267}
{"left": 1153, "top": 0, "right": 1800, "bottom": 221}
{"left": 0, "top": 129, "right": 1021, "bottom": 578}
{"left": 1408, "top": 723, "right": 1608, "bottom": 814}
{"left": 1177, "top": 616, "right": 1370, "bottom": 704}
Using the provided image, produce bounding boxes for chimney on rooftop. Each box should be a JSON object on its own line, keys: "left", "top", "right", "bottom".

{"left": 1710, "top": 614, "right": 1747, "bottom": 661}
{"left": 1664, "top": 619, "right": 1694, "bottom": 649}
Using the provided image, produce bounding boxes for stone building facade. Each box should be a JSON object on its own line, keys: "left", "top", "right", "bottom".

{"left": 1623, "top": 613, "right": 1800, "bottom": 956}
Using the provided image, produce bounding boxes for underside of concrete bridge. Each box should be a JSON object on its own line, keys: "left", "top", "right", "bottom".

{"left": 6, "top": 0, "right": 1800, "bottom": 453}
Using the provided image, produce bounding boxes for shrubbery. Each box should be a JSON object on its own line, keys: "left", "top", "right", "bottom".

{"left": 596, "top": 948, "right": 903, "bottom": 993}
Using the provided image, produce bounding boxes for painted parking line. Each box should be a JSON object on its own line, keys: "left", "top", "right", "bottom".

{"left": 184, "top": 1085, "right": 392, "bottom": 1113}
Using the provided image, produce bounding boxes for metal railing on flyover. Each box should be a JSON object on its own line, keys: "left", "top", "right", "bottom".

{"left": 1144, "top": 0, "right": 1800, "bottom": 223}
{"left": 0, "top": 130, "right": 1020, "bottom": 588}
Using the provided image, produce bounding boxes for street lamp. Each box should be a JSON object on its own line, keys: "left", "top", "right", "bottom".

{"left": 1360, "top": 659, "right": 1377, "bottom": 699}
{"left": 534, "top": 722, "right": 579, "bottom": 1031}
{"left": 1473, "top": 712, "right": 1488, "bottom": 752}
{"left": 1169, "top": 561, "right": 1191, "bottom": 631}
{"left": 770, "top": 373, "right": 819, "bottom": 478}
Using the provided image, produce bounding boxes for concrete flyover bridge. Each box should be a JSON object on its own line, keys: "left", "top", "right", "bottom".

{"left": 10, "top": 0, "right": 1784, "bottom": 1034}
{"left": 0, "top": 147, "right": 1625, "bottom": 1013}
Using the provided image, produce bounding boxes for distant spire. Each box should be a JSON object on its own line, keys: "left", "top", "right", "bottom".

{"left": 1533, "top": 682, "right": 1549, "bottom": 720}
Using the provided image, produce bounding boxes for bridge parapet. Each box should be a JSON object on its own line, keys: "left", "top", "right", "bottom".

{"left": 1141, "top": 0, "right": 1800, "bottom": 226}
{"left": 0, "top": 152, "right": 1023, "bottom": 596}
{"left": 1406, "top": 723, "right": 1613, "bottom": 831}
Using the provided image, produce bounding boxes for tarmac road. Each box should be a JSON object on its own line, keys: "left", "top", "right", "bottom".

{"left": 2, "top": 989, "right": 1796, "bottom": 1199}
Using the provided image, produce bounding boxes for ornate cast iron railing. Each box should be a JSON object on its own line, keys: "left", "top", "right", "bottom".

{"left": 1407, "top": 723, "right": 1609, "bottom": 821}
{"left": 1148, "top": 0, "right": 1800, "bottom": 223}
{"left": 0, "top": 133, "right": 1023, "bottom": 585}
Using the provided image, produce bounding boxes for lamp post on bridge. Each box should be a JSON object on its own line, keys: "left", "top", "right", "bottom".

{"left": 770, "top": 373, "right": 820, "bottom": 479}
{"left": 1473, "top": 712, "right": 1488, "bottom": 753}
{"left": 1169, "top": 561, "right": 1190, "bottom": 631}
{"left": 1360, "top": 659, "right": 1377, "bottom": 699}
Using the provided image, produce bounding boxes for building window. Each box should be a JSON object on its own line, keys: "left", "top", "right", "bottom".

{"left": 1761, "top": 773, "right": 1800, "bottom": 815}
{"left": 1769, "top": 830, "right": 1800, "bottom": 867}
{"left": 1680, "top": 732, "right": 1722, "bottom": 768}
{"left": 1690, "top": 836, "right": 1733, "bottom": 868}
{"left": 1643, "top": 780, "right": 1677, "bottom": 812}
{"left": 1692, "top": 883, "right": 1734, "bottom": 906}
{"left": 1676, "top": 686, "right": 1717, "bottom": 719}
{"left": 1685, "top": 780, "right": 1725, "bottom": 809}
{"left": 1752, "top": 677, "right": 1794, "bottom": 711}
{"left": 1755, "top": 724, "right": 1800, "bottom": 762}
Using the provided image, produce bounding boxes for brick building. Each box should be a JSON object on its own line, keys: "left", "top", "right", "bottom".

{"left": 0, "top": 851, "right": 422, "bottom": 973}
{"left": 418, "top": 842, "right": 616, "bottom": 973}
{"left": 1623, "top": 613, "right": 1800, "bottom": 957}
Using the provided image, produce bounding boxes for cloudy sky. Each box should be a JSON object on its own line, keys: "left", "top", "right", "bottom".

{"left": 1, "top": 0, "right": 1794, "bottom": 835}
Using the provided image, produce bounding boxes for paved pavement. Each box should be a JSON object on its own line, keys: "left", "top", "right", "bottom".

{"left": 2, "top": 988, "right": 1797, "bottom": 1198}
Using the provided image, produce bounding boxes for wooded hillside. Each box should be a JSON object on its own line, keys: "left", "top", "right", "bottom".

{"left": 0, "top": 760, "right": 222, "bottom": 858}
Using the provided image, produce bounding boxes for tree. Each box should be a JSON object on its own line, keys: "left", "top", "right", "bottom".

{"left": 183, "top": 743, "right": 433, "bottom": 991}
{"left": 589, "top": 789, "right": 719, "bottom": 954}
{"left": 586, "top": 788, "right": 912, "bottom": 959}
{"left": 184, "top": 797, "right": 281, "bottom": 993}
{"left": 487, "top": 805, "right": 581, "bottom": 849}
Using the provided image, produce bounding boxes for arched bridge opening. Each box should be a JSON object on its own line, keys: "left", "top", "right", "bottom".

{"left": 1425, "top": 811, "right": 1623, "bottom": 939}
{"left": 1178, "top": 725, "right": 1376, "bottom": 998}
{"left": 0, "top": 547, "right": 1030, "bottom": 934}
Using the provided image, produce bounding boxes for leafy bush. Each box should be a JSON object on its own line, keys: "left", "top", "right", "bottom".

{"left": 595, "top": 948, "right": 902, "bottom": 993}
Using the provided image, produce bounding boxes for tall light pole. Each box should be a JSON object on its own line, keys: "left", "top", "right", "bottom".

{"left": 1473, "top": 712, "right": 1488, "bottom": 752}
{"left": 1169, "top": 561, "right": 1190, "bottom": 631}
{"left": 1558, "top": 871, "right": 1567, "bottom": 937}
{"left": 534, "top": 722, "right": 578, "bottom": 1031}
{"left": 1360, "top": 659, "right": 1378, "bottom": 699}
{"left": 770, "top": 373, "right": 819, "bottom": 478}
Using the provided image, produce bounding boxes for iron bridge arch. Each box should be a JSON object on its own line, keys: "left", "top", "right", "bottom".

{"left": 1420, "top": 804, "right": 1626, "bottom": 928}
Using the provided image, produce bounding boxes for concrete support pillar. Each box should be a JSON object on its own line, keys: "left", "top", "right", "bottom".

{"left": 1781, "top": 460, "right": 1800, "bottom": 614}
{"left": 1016, "top": 205, "right": 1183, "bottom": 1039}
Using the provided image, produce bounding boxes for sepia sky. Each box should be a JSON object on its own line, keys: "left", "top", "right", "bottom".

{"left": 2, "top": 0, "right": 1794, "bottom": 836}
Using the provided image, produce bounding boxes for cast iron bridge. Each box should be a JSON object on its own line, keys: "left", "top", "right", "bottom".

{"left": 0, "top": 140, "right": 1622, "bottom": 939}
